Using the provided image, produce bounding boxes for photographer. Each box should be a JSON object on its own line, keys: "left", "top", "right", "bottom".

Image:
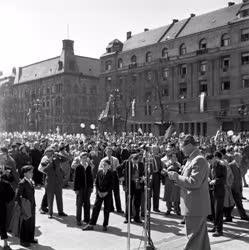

{"left": 38, "top": 147, "right": 68, "bottom": 219}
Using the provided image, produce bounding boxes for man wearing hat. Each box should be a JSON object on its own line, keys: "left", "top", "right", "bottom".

{"left": 38, "top": 147, "right": 67, "bottom": 218}
{"left": 168, "top": 135, "right": 211, "bottom": 250}
{"left": 118, "top": 153, "right": 145, "bottom": 223}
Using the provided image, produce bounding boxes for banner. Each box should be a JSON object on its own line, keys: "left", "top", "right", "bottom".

{"left": 131, "top": 98, "right": 136, "bottom": 117}
{"left": 200, "top": 92, "right": 206, "bottom": 112}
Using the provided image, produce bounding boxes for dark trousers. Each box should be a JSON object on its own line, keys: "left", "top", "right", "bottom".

{"left": 47, "top": 186, "right": 63, "bottom": 215}
{"left": 213, "top": 193, "right": 225, "bottom": 233}
{"left": 125, "top": 184, "right": 142, "bottom": 221}
{"left": 110, "top": 171, "right": 122, "bottom": 211}
{"left": 224, "top": 206, "right": 234, "bottom": 220}
{"left": 20, "top": 208, "right": 35, "bottom": 242}
{"left": 90, "top": 192, "right": 112, "bottom": 227}
{"left": 33, "top": 166, "right": 43, "bottom": 185}
{"left": 209, "top": 189, "right": 215, "bottom": 220}
{"left": 76, "top": 188, "right": 92, "bottom": 223}
{"left": 41, "top": 189, "right": 48, "bottom": 210}
{"left": 0, "top": 203, "right": 7, "bottom": 240}
{"left": 151, "top": 172, "right": 161, "bottom": 210}
{"left": 232, "top": 189, "right": 248, "bottom": 219}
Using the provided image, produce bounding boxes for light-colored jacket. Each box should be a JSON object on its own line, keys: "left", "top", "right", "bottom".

{"left": 175, "top": 149, "right": 211, "bottom": 217}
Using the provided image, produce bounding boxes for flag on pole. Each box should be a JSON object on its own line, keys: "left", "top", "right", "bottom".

{"left": 131, "top": 98, "right": 136, "bottom": 117}
{"left": 200, "top": 92, "right": 206, "bottom": 112}
{"left": 138, "top": 127, "right": 143, "bottom": 135}
{"left": 164, "top": 123, "right": 175, "bottom": 140}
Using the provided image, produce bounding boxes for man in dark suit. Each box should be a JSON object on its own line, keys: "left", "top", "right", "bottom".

{"left": 16, "top": 165, "right": 37, "bottom": 248}
{"left": 74, "top": 152, "right": 93, "bottom": 226}
{"left": 118, "top": 153, "right": 145, "bottom": 223}
{"left": 83, "top": 159, "right": 113, "bottom": 231}
{"left": 30, "top": 142, "right": 43, "bottom": 186}
{"left": 0, "top": 165, "right": 15, "bottom": 250}
{"left": 208, "top": 156, "right": 227, "bottom": 237}
{"left": 150, "top": 145, "right": 163, "bottom": 212}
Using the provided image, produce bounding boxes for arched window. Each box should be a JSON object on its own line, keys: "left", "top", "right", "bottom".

{"left": 105, "top": 60, "right": 112, "bottom": 71}
{"left": 179, "top": 43, "right": 187, "bottom": 55}
{"left": 145, "top": 51, "right": 152, "bottom": 63}
{"left": 162, "top": 48, "right": 168, "bottom": 58}
{"left": 199, "top": 38, "right": 207, "bottom": 50}
{"left": 118, "top": 58, "right": 123, "bottom": 68}
{"left": 131, "top": 55, "right": 137, "bottom": 63}
{"left": 221, "top": 33, "right": 230, "bottom": 47}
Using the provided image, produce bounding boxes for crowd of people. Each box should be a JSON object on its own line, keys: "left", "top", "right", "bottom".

{"left": 0, "top": 130, "right": 249, "bottom": 249}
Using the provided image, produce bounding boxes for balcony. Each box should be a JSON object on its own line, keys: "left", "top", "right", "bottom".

{"left": 159, "top": 58, "right": 169, "bottom": 64}
{"left": 222, "top": 67, "right": 229, "bottom": 73}
{"left": 196, "top": 49, "right": 208, "bottom": 56}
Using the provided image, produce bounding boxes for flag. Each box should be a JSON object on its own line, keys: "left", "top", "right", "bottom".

{"left": 98, "top": 95, "right": 112, "bottom": 121}
{"left": 131, "top": 98, "right": 136, "bottom": 117}
{"left": 164, "top": 124, "right": 175, "bottom": 140}
{"left": 138, "top": 127, "right": 143, "bottom": 135}
{"left": 200, "top": 92, "right": 206, "bottom": 112}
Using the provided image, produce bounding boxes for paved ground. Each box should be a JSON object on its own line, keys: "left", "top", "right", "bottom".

{"left": 4, "top": 173, "right": 249, "bottom": 250}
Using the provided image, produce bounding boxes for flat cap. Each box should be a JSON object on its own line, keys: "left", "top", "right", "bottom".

{"left": 182, "top": 135, "right": 197, "bottom": 146}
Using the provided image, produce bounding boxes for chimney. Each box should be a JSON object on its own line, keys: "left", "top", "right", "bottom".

{"left": 144, "top": 28, "right": 149, "bottom": 32}
{"left": 127, "top": 31, "right": 132, "bottom": 40}
{"left": 62, "top": 39, "right": 74, "bottom": 53}
{"left": 173, "top": 19, "right": 179, "bottom": 23}
{"left": 190, "top": 13, "right": 195, "bottom": 17}
{"left": 228, "top": 2, "right": 235, "bottom": 6}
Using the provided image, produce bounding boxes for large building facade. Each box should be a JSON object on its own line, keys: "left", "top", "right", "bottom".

{"left": 7, "top": 40, "right": 100, "bottom": 134}
{"left": 100, "top": 0, "right": 249, "bottom": 136}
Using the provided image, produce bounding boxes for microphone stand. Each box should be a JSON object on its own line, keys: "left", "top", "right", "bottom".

{"left": 143, "top": 151, "right": 155, "bottom": 250}
{"left": 127, "top": 159, "right": 131, "bottom": 250}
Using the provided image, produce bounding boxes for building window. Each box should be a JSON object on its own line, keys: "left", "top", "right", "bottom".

{"left": 242, "top": 75, "right": 249, "bottom": 88}
{"left": 145, "top": 104, "right": 152, "bottom": 116}
{"left": 105, "top": 60, "right": 112, "bottom": 71}
{"left": 179, "top": 64, "right": 187, "bottom": 78}
{"left": 199, "top": 80, "right": 208, "bottom": 94}
{"left": 180, "top": 43, "right": 187, "bottom": 55}
{"left": 241, "top": 28, "right": 249, "bottom": 42}
{"left": 199, "top": 38, "right": 207, "bottom": 49}
{"left": 105, "top": 76, "right": 112, "bottom": 88}
{"left": 221, "top": 33, "right": 230, "bottom": 47}
{"left": 162, "top": 87, "right": 168, "bottom": 96}
{"left": 131, "top": 55, "right": 137, "bottom": 63}
{"left": 146, "top": 71, "right": 153, "bottom": 81}
{"left": 220, "top": 99, "right": 230, "bottom": 110}
{"left": 242, "top": 52, "right": 249, "bottom": 65}
{"left": 179, "top": 82, "right": 187, "bottom": 99}
{"left": 199, "top": 60, "right": 207, "bottom": 75}
{"left": 145, "top": 52, "right": 152, "bottom": 63}
{"left": 162, "top": 48, "right": 168, "bottom": 58}
{"left": 221, "top": 79, "right": 230, "bottom": 91}
{"left": 162, "top": 67, "right": 169, "bottom": 80}
{"left": 240, "top": 8, "right": 249, "bottom": 18}
{"left": 118, "top": 58, "right": 123, "bottom": 69}
{"left": 221, "top": 56, "right": 230, "bottom": 72}
{"left": 58, "top": 61, "right": 63, "bottom": 70}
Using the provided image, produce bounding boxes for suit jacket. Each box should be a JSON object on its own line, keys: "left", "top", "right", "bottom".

{"left": 211, "top": 161, "right": 227, "bottom": 196}
{"left": 119, "top": 160, "right": 145, "bottom": 191}
{"left": 175, "top": 149, "right": 211, "bottom": 217}
{"left": 74, "top": 164, "right": 93, "bottom": 191}
{"left": 16, "top": 178, "right": 36, "bottom": 209}
{"left": 38, "top": 155, "right": 64, "bottom": 190}
{"left": 229, "top": 161, "right": 242, "bottom": 191}
{"left": 95, "top": 169, "right": 113, "bottom": 194}
{"left": 0, "top": 178, "right": 15, "bottom": 204}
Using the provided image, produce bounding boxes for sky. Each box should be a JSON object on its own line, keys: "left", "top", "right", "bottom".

{"left": 0, "top": 0, "right": 242, "bottom": 76}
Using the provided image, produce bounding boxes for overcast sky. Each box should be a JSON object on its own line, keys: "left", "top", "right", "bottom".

{"left": 0, "top": 0, "right": 242, "bottom": 76}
